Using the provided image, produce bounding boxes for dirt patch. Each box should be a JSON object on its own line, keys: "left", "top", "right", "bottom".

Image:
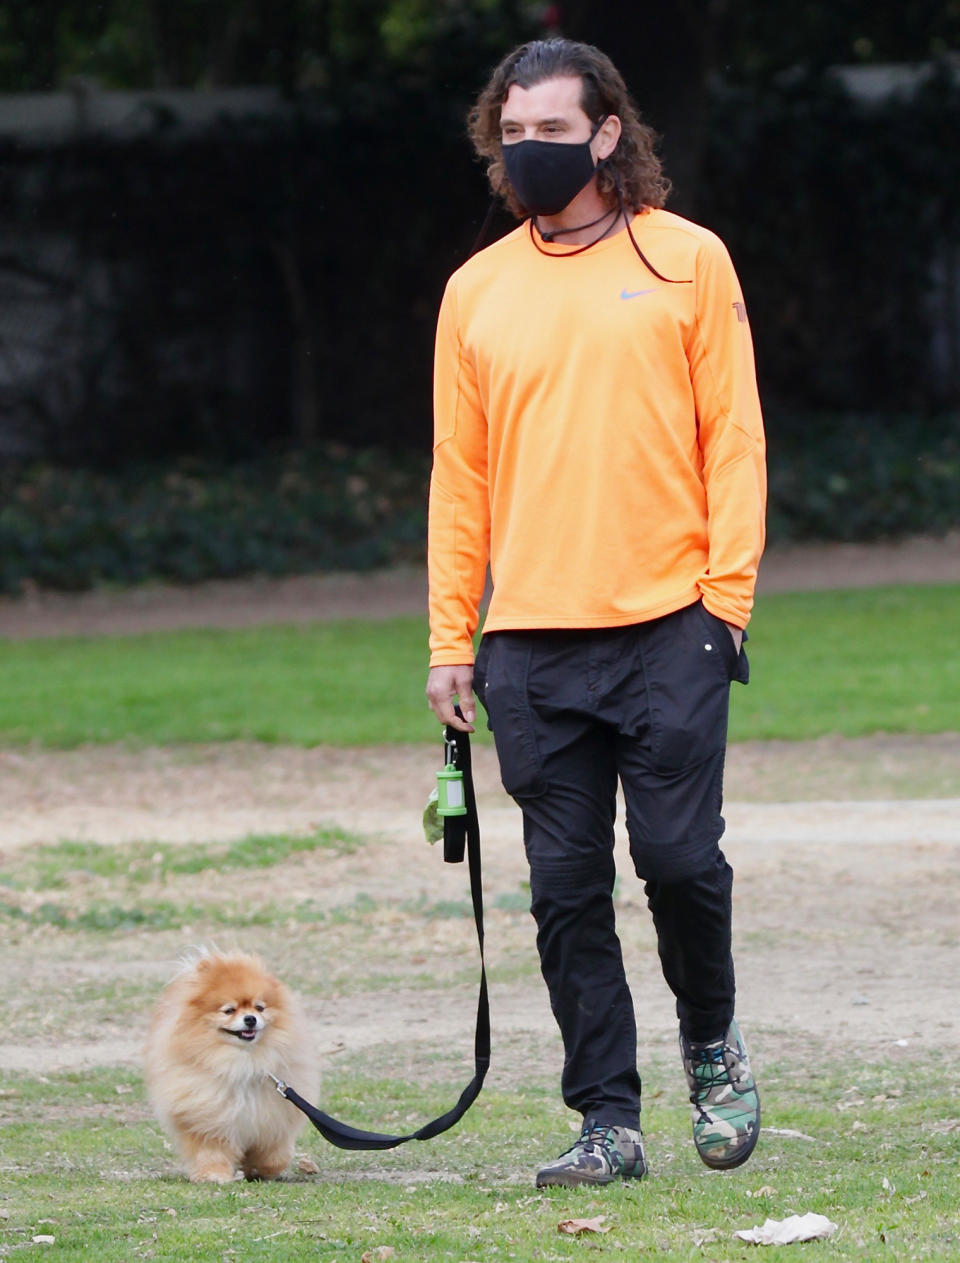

{"left": 2, "top": 737, "right": 958, "bottom": 1079}
{"left": 2, "top": 735, "right": 958, "bottom": 851}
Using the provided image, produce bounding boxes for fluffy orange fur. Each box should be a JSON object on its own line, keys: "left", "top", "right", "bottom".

{"left": 144, "top": 950, "right": 318, "bottom": 1183}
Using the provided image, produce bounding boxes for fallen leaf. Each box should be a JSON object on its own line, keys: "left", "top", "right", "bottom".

{"left": 298, "top": 1157, "right": 320, "bottom": 1174}
{"left": 115, "top": 1083, "right": 133, "bottom": 1095}
{"left": 361, "top": 1248, "right": 396, "bottom": 1262}
{"left": 558, "top": 1216, "right": 609, "bottom": 1236}
{"left": 765, "top": 1127, "right": 816, "bottom": 1141}
{"left": 0, "top": 1209, "right": 9, "bottom": 1220}
{"left": 746, "top": 1186, "right": 777, "bottom": 1198}
{"left": 32, "top": 1237, "right": 56, "bottom": 1246}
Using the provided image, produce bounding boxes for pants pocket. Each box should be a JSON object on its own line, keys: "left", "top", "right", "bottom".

{"left": 472, "top": 634, "right": 493, "bottom": 728}
{"left": 645, "top": 604, "right": 731, "bottom": 772}
{"left": 699, "top": 603, "right": 750, "bottom": 684}
{"left": 482, "top": 634, "right": 547, "bottom": 800}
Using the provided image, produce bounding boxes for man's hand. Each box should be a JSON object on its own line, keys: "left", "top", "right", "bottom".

{"left": 725, "top": 622, "right": 743, "bottom": 654}
{"left": 426, "top": 664, "right": 476, "bottom": 732}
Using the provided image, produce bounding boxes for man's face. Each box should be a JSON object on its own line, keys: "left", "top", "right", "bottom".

{"left": 499, "top": 75, "right": 594, "bottom": 149}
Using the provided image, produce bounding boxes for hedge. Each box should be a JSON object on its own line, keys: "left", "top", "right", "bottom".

{"left": 1, "top": 415, "right": 957, "bottom": 595}
{"left": 767, "top": 410, "right": 960, "bottom": 542}
{"left": 0, "top": 445, "right": 429, "bottom": 595}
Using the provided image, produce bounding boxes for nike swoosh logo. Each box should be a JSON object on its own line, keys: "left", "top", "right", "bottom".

{"left": 620, "top": 287, "right": 657, "bottom": 300}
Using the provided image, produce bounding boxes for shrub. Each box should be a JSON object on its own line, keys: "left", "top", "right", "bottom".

{"left": 0, "top": 445, "right": 429, "bottom": 595}
{"left": 1, "top": 418, "right": 957, "bottom": 596}
{"left": 766, "top": 409, "right": 960, "bottom": 542}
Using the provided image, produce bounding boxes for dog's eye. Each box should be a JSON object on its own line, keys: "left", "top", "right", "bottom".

{"left": 254, "top": 1003, "right": 265, "bottom": 1012}
{"left": 221, "top": 1005, "right": 236, "bottom": 1015}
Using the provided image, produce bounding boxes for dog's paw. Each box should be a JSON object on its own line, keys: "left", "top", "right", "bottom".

{"left": 189, "top": 1163, "right": 236, "bottom": 1184}
{"left": 242, "top": 1144, "right": 294, "bottom": 1181}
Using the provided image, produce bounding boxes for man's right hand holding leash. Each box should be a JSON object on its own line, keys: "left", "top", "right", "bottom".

{"left": 426, "top": 665, "right": 476, "bottom": 733}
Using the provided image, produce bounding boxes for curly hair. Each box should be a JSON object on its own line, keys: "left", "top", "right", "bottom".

{"left": 467, "top": 39, "right": 671, "bottom": 218}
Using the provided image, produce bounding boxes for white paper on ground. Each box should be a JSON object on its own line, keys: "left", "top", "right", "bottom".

{"left": 734, "top": 1213, "right": 838, "bottom": 1245}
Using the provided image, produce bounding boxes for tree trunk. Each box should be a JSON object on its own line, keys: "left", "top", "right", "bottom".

{"left": 269, "top": 237, "right": 321, "bottom": 446}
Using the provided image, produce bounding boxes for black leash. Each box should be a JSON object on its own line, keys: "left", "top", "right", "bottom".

{"left": 268, "top": 713, "right": 489, "bottom": 1149}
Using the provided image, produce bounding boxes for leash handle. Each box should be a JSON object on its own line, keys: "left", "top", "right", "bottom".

{"left": 442, "top": 721, "right": 472, "bottom": 864}
{"left": 278, "top": 711, "right": 489, "bottom": 1150}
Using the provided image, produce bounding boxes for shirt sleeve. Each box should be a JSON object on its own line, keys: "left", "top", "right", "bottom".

{"left": 427, "top": 275, "right": 490, "bottom": 665}
{"left": 687, "top": 235, "right": 767, "bottom": 628}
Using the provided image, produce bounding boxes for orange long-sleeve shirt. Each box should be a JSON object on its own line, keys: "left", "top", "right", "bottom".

{"left": 428, "top": 208, "right": 766, "bottom": 666}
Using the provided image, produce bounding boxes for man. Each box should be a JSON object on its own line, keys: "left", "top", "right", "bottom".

{"left": 426, "top": 38, "right": 765, "bottom": 1189}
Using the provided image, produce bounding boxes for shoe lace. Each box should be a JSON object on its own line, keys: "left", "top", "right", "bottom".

{"left": 688, "top": 1038, "right": 743, "bottom": 1108}
{"left": 563, "top": 1125, "right": 620, "bottom": 1170}
{"left": 581, "top": 1124, "right": 613, "bottom": 1150}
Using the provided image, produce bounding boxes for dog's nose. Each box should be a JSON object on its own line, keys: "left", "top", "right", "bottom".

{"left": 243, "top": 1014, "right": 258, "bottom": 1029}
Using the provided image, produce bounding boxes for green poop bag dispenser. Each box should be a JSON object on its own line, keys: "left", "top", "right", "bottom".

{"left": 437, "top": 763, "right": 467, "bottom": 816}
{"left": 437, "top": 736, "right": 467, "bottom": 817}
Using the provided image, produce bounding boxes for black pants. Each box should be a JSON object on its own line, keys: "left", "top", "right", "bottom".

{"left": 473, "top": 601, "right": 748, "bottom": 1130}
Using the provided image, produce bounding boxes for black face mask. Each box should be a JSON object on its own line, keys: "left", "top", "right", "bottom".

{"left": 501, "top": 117, "right": 607, "bottom": 217}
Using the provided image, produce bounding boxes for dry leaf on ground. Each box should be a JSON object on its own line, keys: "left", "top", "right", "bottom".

{"left": 558, "top": 1215, "right": 609, "bottom": 1236}
{"left": 361, "top": 1248, "right": 396, "bottom": 1262}
{"left": 298, "top": 1156, "right": 320, "bottom": 1174}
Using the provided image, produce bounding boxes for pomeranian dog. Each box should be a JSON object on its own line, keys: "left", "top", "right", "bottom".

{"left": 145, "top": 950, "right": 318, "bottom": 1183}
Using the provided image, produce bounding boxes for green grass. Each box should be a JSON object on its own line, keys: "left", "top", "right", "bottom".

{"left": 1, "top": 1059, "right": 957, "bottom": 1261}
{"left": 0, "top": 618, "right": 437, "bottom": 746}
{"left": 0, "top": 828, "right": 363, "bottom": 933}
{"left": 730, "top": 585, "right": 960, "bottom": 741}
{"left": 0, "top": 585, "right": 957, "bottom": 746}
{"left": 0, "top": 828, "right": 358, "bottom": 892}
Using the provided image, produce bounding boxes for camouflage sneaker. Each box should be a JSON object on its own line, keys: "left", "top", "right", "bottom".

{"left": 535, "top": 1120, "right": 647, "bottom": 1188}
{"left": 680, "top": 1019, "right": 760, "bottom": 1169}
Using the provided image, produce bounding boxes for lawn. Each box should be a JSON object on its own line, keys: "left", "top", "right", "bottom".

{"left": 2, "top": 1059, "right": 956, "bottom": 1262}
{"left": 0, "top": 584, "right": 958, "bottom": 746}
{"left": 2, "top": 818, "right": 957, "bottom": 1262}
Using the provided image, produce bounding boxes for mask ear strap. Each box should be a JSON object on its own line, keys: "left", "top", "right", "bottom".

{"left": 590, "top": 113, "right": 609, "bottom": 140}
{"left": 614, "top": 177, "right": 692, "bottom": 285}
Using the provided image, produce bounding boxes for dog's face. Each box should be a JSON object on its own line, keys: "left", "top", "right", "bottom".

{"left": 185, "top": 954, "right": 286, "bottom": 1051}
